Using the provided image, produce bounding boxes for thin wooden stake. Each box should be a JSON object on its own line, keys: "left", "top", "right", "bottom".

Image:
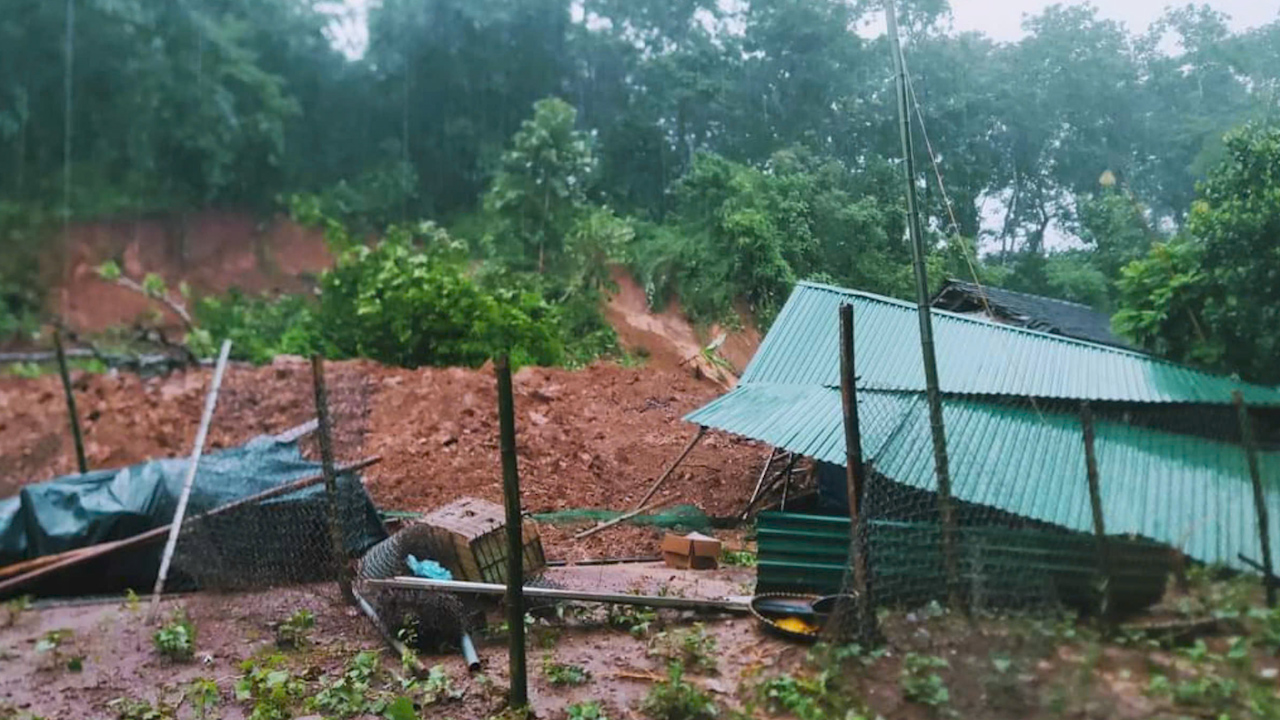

{"left": 53, "top": 329, "right": 88, "bottom": 474}
{"left": 1080, "top": 402, "right": 1114, "bottom": 628}
{"left": 312, "top": 355, "right": 354, "bottom": 605}
{"left": 495, "top": 355, "right": 527, "bottom": 709}
{"left": 573, "top": 499, "right": 665, "bottom": 540}
{"left": 148, "top": 339, "right": 231, "bottom": 619}
{"left": 634, "top": 426, "right": 707, "bottom": 510}
{"left": 1234, "top": 390, "right": 1276, "bottom": 607}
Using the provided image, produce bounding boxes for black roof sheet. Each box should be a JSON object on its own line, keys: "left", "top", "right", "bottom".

{"left": 931, "top": 279, "right": 1130, "bottom": 349}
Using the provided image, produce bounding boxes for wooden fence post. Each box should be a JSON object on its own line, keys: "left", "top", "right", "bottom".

{"left": 837, "top": 303, "right": 875, "bottom": 641}
{"left": 1080, "top": 402, "right": 1114, "bottom": 627}
{"left": 53, "top": 329, "right": 88, "bottom": 474}
{"left": 312, "top": 354, "right": 355, "bottom": 605}
{"left": 1234, "top": 390, "right": 1276, "bottom": 607}
{"left": 495, "top": 355, "right": 528, "bottom": 709}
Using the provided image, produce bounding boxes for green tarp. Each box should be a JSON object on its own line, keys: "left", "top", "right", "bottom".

{"left": 0, "top": 435, "right": 386, "bottom": 596}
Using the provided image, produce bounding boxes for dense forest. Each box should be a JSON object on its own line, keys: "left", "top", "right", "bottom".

{"left": 2, "top": 1, "right": 1279, "bottom": 379}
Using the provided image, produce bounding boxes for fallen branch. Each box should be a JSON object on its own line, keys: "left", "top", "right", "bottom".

{"left": 633, "top": 426, "right": 706, "bottom": 510}
{"left": 0, "top": 455, "right": 381, "bottom": 597}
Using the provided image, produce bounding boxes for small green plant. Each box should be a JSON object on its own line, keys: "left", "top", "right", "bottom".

{"left": 123, "top": 589, "right": 140, "bottom": 613}
{"left": 106, "top": 698, "right": 174, "bottom": 720}
{"left": 899, "top": 653, "right": 950, "bottom": 707}
{"left": 274, "top": 609, "right": 315, "bottom": 649}
{"left": 648, "top": 624, "right": 718, "bottom": 674}
{"left": 235, "top": 654, "right": 304, "bottom": 720}
{"left": 417, "top": 664, "right": 463, "bottom": 704}
{"left": 383, "top": 696, "right": 417, "bottom": 720}
{"left": 153, "top": 612, "right": 196, "bottom": 661}
{"left": 186, "top": 678, "right": 220, "bottom": 719}
{"left": 310, "top": 650, "right": 388, "bottom": 717}
{"left": 567, "top": 700, "right": 610, "bottom": 720}
{"left": 5, "top": 362, "right": 41, "bottom": 379}
{"left": 35, "top": 629, "right": 73, "bottom": 670}
{"left": 608, "top": 604, "right": 658, "bottom": 638}
{"left": 3, "top": 595, "right": 31, "bottom": 627}
{"left": 719, "top": 549, "right": 756, "bottom": 567}
{"left": 543, "top": 655, "right": 591, "bottom": 686}
{"left": 640, "top": 663, "right": 718, "bottom": 720}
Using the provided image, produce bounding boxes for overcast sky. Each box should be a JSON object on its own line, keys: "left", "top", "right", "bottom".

{"left": 945, "top": 0, "right": 1278, "bottom": 41}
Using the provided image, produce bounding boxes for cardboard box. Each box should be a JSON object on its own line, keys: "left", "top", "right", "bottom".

{"left": 661, "top": 531, "right": 721, "bottom": 570}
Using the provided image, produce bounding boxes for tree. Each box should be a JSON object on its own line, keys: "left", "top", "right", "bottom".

{"left": 1114, "top": 123, "right": 1280, "bottom": 381}
{"left": 484, "top": 98, "right": 595, "bottom": 274}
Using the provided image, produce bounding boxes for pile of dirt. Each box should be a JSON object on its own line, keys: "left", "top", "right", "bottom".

{"left": 0, "top": 360, "right": 764, "bottom": 559}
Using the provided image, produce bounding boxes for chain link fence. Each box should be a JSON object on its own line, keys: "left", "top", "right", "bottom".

{"left": 823, "top": 387, "right": 1280, "bottom": 642}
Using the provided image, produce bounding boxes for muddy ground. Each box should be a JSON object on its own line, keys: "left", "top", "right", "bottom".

{"left": 0, "top": 358, "right": 765, "bottom": 560}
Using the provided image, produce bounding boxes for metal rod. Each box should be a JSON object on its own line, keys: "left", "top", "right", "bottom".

{"left": 884, "top": 0, "right": 960, "bottom": 613}
{"left": 53, "top": 329, "right": 88, "bottom": 474}
{"left": 148, "top": 339, "right": 231, "bottom": 619}
{"left": 494, "top": 355, "right": 527, "bottom": 709}
{"left": 1080, "top": 402, "right": 1114, "bottom": 627}
{"left": 365, "top": 577, "right": 753, "bottom": 613}
{"left": 460, "top": 632, "right": 481, "bottom": 672}
{"left": 1234, "top": 390, "right": 1276, "bottom": 607}
{"left": 634, "top": 426, "right": 707, "bottom": 510}
{"left": 312, "top": 355, "right": 355, "bottom": 605}
{"left": 353, "top": 587, "right": 425, "bottom": 676}
{"left": 838, "top": 303, "right": 874, "bottom": 641}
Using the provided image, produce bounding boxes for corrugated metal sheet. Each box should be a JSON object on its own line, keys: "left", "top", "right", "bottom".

{"left": 741, "top": 282, "right": 1280, "bottom": 406}
{"left": 687, "top": 384, "right": 1280, "bottom": 571}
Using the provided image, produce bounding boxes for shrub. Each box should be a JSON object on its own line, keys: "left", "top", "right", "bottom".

{"left": 152, "top": 613, "right": 196, "bottom": 662}
{"left": 542, "top": 655, "right": 591, "bottom": 686}
{"left": 640, "top": 663, "right": 717, "bottom": 720}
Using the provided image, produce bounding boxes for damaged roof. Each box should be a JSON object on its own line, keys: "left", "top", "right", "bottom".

{"left": 931, "top": 278, "right": 1130, "bottom": 348}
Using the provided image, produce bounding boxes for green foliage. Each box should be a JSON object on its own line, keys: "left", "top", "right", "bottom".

{"left": 1115, "top": 123, "right": 1280, "bottom": 381}
{"left": 648, "top": 624, "right": 718, "bottom": 674}
{"left": 287, "top": 160, "right": 419, "bottom": 241}
{"left": 567, "top": 701, "right": 610, "bottom": 720}
{"left": 107, "top": 698, "right": 174, "bottom": 720}
{"left": 417, "top": 664, "right": 463, "bottom": 704}
{"left": 383, "top": 696, "right": 417, "bottom": 720}
{"left": 719, "top": 549, "right": 756, "bottom": 567}
{"left": 192, "top": 290, "right": 317, "bottom": 364}
{"left": 235, "top": 654, "right": 304, "bottom": 720}
{"left": 607, "top": 604, "right": 658, "bottom": 638}
{"left": 152, "top": 613, "right": 196, "bottom": 662}
{"left": 274, "top": 609, "right": 315, "bottom": 649}
{"left": 309, "top": 650, "right": 387, "bottom": 717}
{"left": 185, "top": 678, "right": 220, "bottom": 720}
{"left": 0, "top": 203, "right": 50, "bottom": 339}
{"left": 2, "top": 595, "right": 31, "bottom": 627}
{"left": 640, "top": 663, "right": 718, "bottom": 720}
{"left": 899, "top": 653, "right": 950, "bottom": 707}
{"left": 542, "top": 655, "right": 591, "bottom": 686}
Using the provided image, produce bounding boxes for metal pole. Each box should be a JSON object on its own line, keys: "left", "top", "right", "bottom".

{"left": 312, "top": 354, "right": 355, "bottom": 605}
{"left": 1080, "top": 402, "right": 1114, "bottom": 627}
{"left": 148, "top": 339, "right": 231, "bottom": 618}
{"left": 1234, "top": 390, "right": 1276, "bottom": 607}
{"left": 495, "top": 355, "right": 527, "bottom": 709}
{"left": 884, "top": 0, "right": 960, "bottom": 611}
{"left": 838, "top": 303, "right": 874, "bottom": 641}
{"left": 53, "top": 329, "right": 88, "bottom": 474}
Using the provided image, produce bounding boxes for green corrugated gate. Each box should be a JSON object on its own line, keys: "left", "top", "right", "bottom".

{"left": 757, "top": 512, "right": 1173, "bottom": 614}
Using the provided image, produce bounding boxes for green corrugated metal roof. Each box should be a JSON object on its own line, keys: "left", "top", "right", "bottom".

{"left": 742, "top": 282, "right": 1280, "bottom": 406}
{"left": 686, "top": 384, "right": 1280, "bottom": 570}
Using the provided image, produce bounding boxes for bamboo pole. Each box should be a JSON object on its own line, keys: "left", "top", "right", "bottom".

{"left": 148, "top": 339, "right": 231, "bottom": 619}
{"left": 884, "top": 0, "right": 961, "bottom": 614}
{"left": 312, "top": 355, "right": 355, "bottom": 605}
{"left": 1234, "top": 390, "right": 1276, "bottom": 607}
{"left": 1080, "top": 402, "right": 1114, "bottom": 628}
{"left": 0, "top": 456, "right": 381, "bottom": 597}
{"left": 573, "top": 500, "right": 664, "bottom": 540}
{"left": 494, "top": 355, "right": 527, "bottom": 709}
{"left": 634, "top": 426, "right": 707, "bottom": 510}
{"left": 53, "top": 329, "right": 88, "bottom": 474}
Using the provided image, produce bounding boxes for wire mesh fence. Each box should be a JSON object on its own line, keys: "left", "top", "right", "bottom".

{"left": 824, "top": 387, "right": 1280, "bottom": 643}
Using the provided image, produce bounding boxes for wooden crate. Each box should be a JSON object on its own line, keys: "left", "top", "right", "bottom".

{"left": 416, "top": 497, "right": 545, "bottom": 583}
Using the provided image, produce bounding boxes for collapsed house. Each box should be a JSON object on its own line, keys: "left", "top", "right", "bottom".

{"left": 687, "top": 281, "right": 1280, "bottom": 611}
{"left": 931, "top": 278, "right": 1130, "bottom": 348}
